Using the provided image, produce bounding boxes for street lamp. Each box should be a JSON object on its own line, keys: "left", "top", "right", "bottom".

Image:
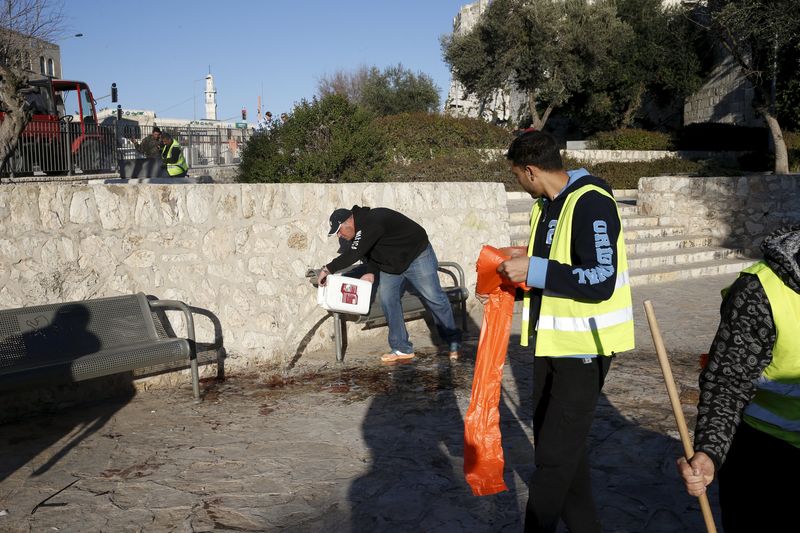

{"left": 57, "top": 33, "right": 84, "bottom": 42}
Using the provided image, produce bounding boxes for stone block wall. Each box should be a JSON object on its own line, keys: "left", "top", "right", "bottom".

{"left": 562, "top": 149, "right": 743, "bottom": 165}
{"left": 0, "top": 182, "right": 509, "bottom": 370}
{"left": 638, "top": 175, "right": 800, "bottom": 254}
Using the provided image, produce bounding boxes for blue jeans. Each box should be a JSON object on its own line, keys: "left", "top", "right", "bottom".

{"left": 378, "top": 244, "right": 461, "bottom": 353}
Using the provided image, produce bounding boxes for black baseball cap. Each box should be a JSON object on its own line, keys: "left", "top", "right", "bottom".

{"left": 328, "top": 208, "right": 352, "bottom": 236}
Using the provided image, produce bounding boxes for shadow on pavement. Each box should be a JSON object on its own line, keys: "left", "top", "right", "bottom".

{"left": 347, "top": 333, "right": 721, "bottom": 532}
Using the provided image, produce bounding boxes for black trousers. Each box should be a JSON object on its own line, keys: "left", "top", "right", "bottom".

{"left": 525, "top": 356, "right": 612, "bottom": 533}
{"left": 718, "top": 421, "right": 800, "bottom": 533}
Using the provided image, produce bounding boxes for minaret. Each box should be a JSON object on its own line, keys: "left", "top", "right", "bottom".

{"left": 205, "top": 73, "right": 217, "bottom": 121}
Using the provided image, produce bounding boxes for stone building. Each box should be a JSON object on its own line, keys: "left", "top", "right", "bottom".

{"left": 0, "top": 28, "right": 62, "bottom": 80}
{"left": 444, "top": 0, "right": 528, "bottom": 126}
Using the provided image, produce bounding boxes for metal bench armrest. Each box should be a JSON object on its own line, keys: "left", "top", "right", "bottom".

{"left": 148, "top": 299, "right": 200, "bottom": 402}
{"left": 148, "top": 299, "right": 196, "bottom": 345}
{"left": 438, "top": 261, "right": 466, "bottom": 291}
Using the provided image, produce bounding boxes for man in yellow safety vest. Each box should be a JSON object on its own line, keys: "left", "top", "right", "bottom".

{"left": 160, "top": 130, "right": 188, "bottom": 178}
{"left": 494, "top": 130, "right": 634, "bottom": 533}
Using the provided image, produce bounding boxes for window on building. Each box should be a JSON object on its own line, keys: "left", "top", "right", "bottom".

{"left": 47, "top": 58, "right": 54, "bottom": 77}
{"left": 39, "top": 56, "right": 45, "bottom": 74}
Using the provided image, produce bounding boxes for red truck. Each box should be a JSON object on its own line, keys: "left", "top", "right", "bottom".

{"left": 1, "top": 78, "right": 115, "bottom": 176}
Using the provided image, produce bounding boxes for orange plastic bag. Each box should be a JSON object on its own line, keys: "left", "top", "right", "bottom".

{"left": 464, "top": 245, "right": 526, "bottom": 496}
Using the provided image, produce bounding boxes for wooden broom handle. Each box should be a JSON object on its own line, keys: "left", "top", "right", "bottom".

{"left": 644, "top": 300, "right": 717, "bottom": 533}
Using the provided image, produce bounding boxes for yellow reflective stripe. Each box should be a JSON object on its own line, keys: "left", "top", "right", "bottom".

{"left": 535, "top": 321, "right": 635, "bottom": 357}
{"left": 520, "top": 292, "right": 531, "bottom": 347}
{"left": 538, "top": 306, "right": 634, "bottom": 332}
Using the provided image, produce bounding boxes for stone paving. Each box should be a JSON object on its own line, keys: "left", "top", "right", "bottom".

{"left": 0, "top": 273, "right": 742, "bottom": 532}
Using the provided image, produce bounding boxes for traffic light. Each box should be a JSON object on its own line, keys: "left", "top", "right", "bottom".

{"left": 116, "top": 105, "right": 122, "bottom": 120}
{"left": 111, "top": 83, "right": 118, "bottom": 103}
{"left": 241, "top": 108, "right": 247, "bottom": 120}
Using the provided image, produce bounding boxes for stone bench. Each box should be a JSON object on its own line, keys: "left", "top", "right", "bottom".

{"left": 308, "top": 262, "right": 469, "bottom": 362}
{"left": 0, "top": 293, "right": 225, "bottom": 402}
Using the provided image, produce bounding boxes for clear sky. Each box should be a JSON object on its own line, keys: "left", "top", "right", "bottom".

{"left": 58, "top": 1, "right": 470, "bottom": 123}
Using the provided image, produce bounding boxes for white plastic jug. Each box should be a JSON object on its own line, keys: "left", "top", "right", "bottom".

{"left": 317, "top": 274, "right": 373, "bottom": 315}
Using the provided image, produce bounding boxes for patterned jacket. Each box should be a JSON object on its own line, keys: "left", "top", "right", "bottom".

{"left": 694, "top": 225, "right": 800, "bottom": 468}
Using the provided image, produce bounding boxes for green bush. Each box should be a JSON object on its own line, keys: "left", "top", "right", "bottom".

{"left": 376, "top": 112, "right": 512, "bottom": 160}
{"left": 588, "top": 129, "right": 673, "bottom": 150}
{"left": 238, "top": 94, "right": 386, "bottom": 183}
{"left": 386, "top": 149, "right": 511, "bottom": 185}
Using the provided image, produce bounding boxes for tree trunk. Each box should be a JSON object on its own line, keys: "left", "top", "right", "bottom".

{"left": 762, "top": 111, "right": 789, "bottom": 175}
{"left": 527, "top": 92, "right": 544, "bottom": 130}
{"left": 0, "top": 64, "right": 32, "bottom": 174}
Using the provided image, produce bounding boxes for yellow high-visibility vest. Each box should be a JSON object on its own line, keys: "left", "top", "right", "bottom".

{"left": 162, "top": 139, "right": 188, "bottom": 176}
{"left": 520, "top": 184, "right": 634, "bottom": 356}
{"left": 740, "top": 261, "right": 800, "bottom": 447}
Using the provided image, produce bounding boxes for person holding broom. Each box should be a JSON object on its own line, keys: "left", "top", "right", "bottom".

{"left": 678, "top": 224, "right": 800, "bottom": 533}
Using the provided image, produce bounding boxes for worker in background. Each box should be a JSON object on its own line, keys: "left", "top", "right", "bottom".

{"left": 317, "top": 206, "right": 462, "bottom": 362}
{"left": 132, "top": 126, "right": 162, "bottom": 158}
{"left": 677, "top": 224, "right": 800, "bottom": 533}
{"left": 160, "top": 130, "right": 189, "bottom": 178}
{"left": 492, "top": 130, "right": 634, "bottom": 533}
{"left": 258, "top": 111, "right": 274, "bottom": 132}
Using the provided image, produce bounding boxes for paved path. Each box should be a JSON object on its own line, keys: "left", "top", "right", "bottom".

{"left": 0, "top": 274, "right": 740, "bottom": 532}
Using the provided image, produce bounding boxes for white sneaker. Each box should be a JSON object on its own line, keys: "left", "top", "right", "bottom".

{"left": 380, "top": 350, "right": 416, "bottom": 362}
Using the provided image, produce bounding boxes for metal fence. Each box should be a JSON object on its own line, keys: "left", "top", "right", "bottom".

{"left": 1, "top": 120, "right": 251, "bottom": 179}
{"left": 116, "top": 124, "right": 251, "bottom": 168}
{"left": 1, "top": 122, "right": 116, "bottom": 177}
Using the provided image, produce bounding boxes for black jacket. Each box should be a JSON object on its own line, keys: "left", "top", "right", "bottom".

{"left": 526, "top": 174, "right": 622, "bottom": 330}
{"left": 325, "top": 206, "right": 429, "bottom": 275}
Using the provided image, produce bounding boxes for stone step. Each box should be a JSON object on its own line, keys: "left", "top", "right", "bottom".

{"left": 508, "top": 214, "right": 663, "bottom": 238}
{"left": 614, "top": 188, "right": 638, "bottom": 198}
{"left": 508, "top": 200, "right": 640, "bottom": 224}
{"left": 509, "top": 223, "right": 687, "bottom": 242}
{"left": 507, "top": 198, "right": 535, "bottom": 214}
{"left": 622, "top": 215, "right": 662, "bottom": 229}
{"left": 625, "top": 235, "right": 715, "bottom": 255}
{"left": 509, "top": 233, "right": 717, "bottom": 253}
{"left": 627, "top": 246, "right": 744, "bottom": 270}
{"left": 623, "top": 225, "right": 686, "bottom": 240}
{"left": 509, "top": 233, "right": 532, "bottom": 247}
{"left": 630, "top": 257, "right": 755, "bottom": 286}
{"left": 506, "top": 188, "right": 637, "bottom": 201}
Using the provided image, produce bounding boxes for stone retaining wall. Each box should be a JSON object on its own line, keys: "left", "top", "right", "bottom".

{"left": 638, "top": 175, "right": 800, "bottom": 254}
{"left": 0, "top": 182, "right": 509, "bottom": 371}
{"left": 562, "top": 149, "right": 743, "bottom": 165}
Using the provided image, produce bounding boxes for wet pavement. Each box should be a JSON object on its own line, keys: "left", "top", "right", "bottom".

{"left": 0, "top": 273, "right": 739, "bottom": 532}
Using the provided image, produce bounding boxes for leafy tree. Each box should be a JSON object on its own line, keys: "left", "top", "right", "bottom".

{"left": 442, "top": 0, "right": 634, "bottom": 130}
{"left": 700, "top": 0, "right": 800, "bottom": 174}
{"left": 576, "top": 0, "right": 707, "bottom": 130}
{"left": 317, "top": 65, "right": 371, "bottom": 105}
{"left": 238, "top": 94, "right": 386, "bottom": 183}
{"left": 317, "top": 64, "right": 440, "bottom": 116}
{"left": 360, "top": 64, "right": 440, "bottom": 116}
{"left": 0, "top": 0, "right": 63, "bottom": 171}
